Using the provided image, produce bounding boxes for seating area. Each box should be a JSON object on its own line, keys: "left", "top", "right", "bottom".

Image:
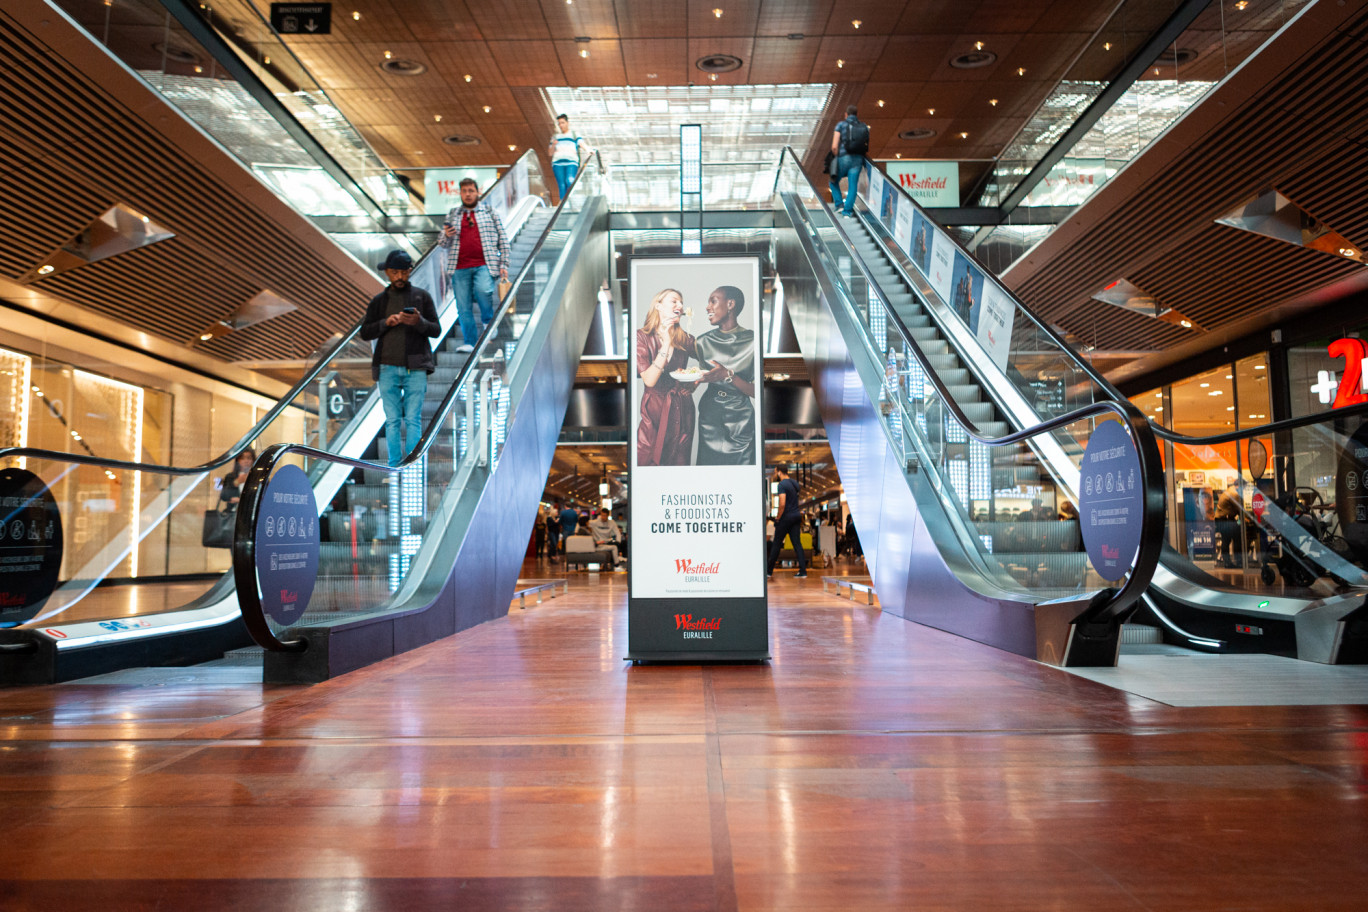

{"left": 562, "top": 535, "right": 618, "bottom": 570}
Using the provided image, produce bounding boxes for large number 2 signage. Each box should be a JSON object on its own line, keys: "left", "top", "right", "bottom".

{"left": 1328, "top": 337, "right": 1368, "bottom": 409}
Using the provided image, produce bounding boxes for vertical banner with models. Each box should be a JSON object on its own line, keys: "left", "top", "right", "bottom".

{"left": 628, "top": 257, "right": 769, "bottom": 661}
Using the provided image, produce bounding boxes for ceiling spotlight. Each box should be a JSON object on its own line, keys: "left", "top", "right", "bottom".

{"left": 464, "top": 74, "right": 472, "bottom": 82}
{"left": 384, "top": 50, "right": 392, "bottom": 59}
{"left": 200, "top": 332, "right": 213, "bottom": 341}
{"left": 1341, "top": 247, "right": 1358, "bottom": 257}
{"left": 877, "top": 99, "right": 885, "bottom": 107}
{"left": 263, "top": 56, "right": 271, "bottom": 65}
{"left": 959, "top": 131, "right": 968, "bottom": 138}
{"left": 37, "top": 264, "right": 54, "bottom": 275}
{"left": 836, "top": 59, "right": 845, "bottom": 68}
{"left": 709, "top": 73, "right": 717, "bottom": 80}
{"left": 482, "top": 105, "right": 491, "bottom": 113}
{"left": 1199, "top": 382, "right": 1210, "bottom": 388}
{"left": 989, "top": 98, "right": 998, "bottom": 106}
{"left": 1180, "top": 319, "right": 1192, "bottom": 327}
{"left": 352, "top": 10, "right": 360, "bottom": 20}
{"left": 1104, "top": 42, "right": 1112, "bottom": 51}
{"left": 508, "top": 144, "right": 517, "bottom": 151}
{"left": 1226, "top": 406, "right": 1235, "bottom": 411}
{"left": 194, "top": 65, "right": 203, "bottom": 73}
{"left": 1017, "top": 67, "right": 1025, "bottom": 76}
{"left": 974, "top": 41, "right": 984, "bottom": 50}
{"left": 433, "top": 114, "right": 442, "bottom": 122}
{"left": 713, "top": 7, "right": 723, "bottom": 17}
{"left": 580, "top": 48, "right": 589, "bottom": 57}
{"left": 1154, "top": 67, "right": 1161, "bottom": 75}
{"left": 895, "top": 153, "right": 901, "bottom": 158}
{"left": 928, "top": 108, "right": 935, "bottom": 115}
{"left": 647, "top": 72, "right": 658, "bottom": 78}
{"left": 1235, "top": 0, "right": 1248, "bottom": 8}
{"left": 851, "top": 19, "right": 862, "bottom": 28}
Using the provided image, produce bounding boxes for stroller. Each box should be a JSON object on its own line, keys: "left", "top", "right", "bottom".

{"left": 1257, "top": 489, "right": 1361, "bottom": 588}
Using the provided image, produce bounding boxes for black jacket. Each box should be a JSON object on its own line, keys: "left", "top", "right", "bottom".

{"left": 359, "top": 283, "right": 441, "bottom": 380}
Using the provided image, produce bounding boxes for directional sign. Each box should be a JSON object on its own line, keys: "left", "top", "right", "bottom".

{"left": 270, "top": 3, "right": 332, "bottom": 35}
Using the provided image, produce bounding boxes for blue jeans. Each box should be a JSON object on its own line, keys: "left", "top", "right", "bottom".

{"left": 377, "top": 364, "right": 427, "bottom": 467}
{"left": 829, "top": 154, "right": 862, "bottom": 215}
{"left": 552, "top": 161, "right": 578, "bottom": 199}
{"left": 451, "top": 266, "right": 496, "bottom": 347}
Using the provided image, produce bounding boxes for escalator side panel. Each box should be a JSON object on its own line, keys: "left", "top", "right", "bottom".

{"left": 776, "top": 209, "right": 1039, "bottom": 658}
{"left": 266, "top": 202, "right": 610, "bottom": 683}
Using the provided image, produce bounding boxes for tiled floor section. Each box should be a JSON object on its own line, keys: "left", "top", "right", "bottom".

{"left": 1, "top": 561, "right": 1367, "bottom": 910}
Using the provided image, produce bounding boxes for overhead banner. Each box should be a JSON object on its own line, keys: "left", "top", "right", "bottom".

{"left": 628, "top": 257, "right": 768, "bottom": 661}
{"left": 882, "top": 161, "right": 960, "bottom": 208}
{"left": 424, "top": 167, "right": 500, "bottom": 215}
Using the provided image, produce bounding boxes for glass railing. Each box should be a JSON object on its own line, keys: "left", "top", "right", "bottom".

{"left": 845, "top": 152, "right": 1368, "bottom": 614}
{"left": 0, "top": 154, "right": 552, "bottom": 643}
{"left": 236, "top": 157, "right": 607, "bottom": 649}
{"left": 776, "top": 149, "right": 1166, "bottom": 613}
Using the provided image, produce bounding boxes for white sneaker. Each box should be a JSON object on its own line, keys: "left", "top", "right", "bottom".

{"left": 455, "top": 344, "right": 474, "bottom": 354}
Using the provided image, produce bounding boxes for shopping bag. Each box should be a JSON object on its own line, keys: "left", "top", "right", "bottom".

{"left": 201, "top": 508, "right": 234, "bottom": 548}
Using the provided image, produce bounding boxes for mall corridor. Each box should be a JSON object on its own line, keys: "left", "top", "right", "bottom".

{"left": 2, "top": 568, "right": 1366, "bottom": 911}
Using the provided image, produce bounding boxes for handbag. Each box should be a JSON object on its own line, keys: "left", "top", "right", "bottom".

{"left": 201, "top": 507, "right": 235, "bottom": 548}
{"left": 498, "top": 277, "right": 513, "bottom": 300}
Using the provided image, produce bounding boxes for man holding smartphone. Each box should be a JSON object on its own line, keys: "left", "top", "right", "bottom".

{"left": 438, "top": 177, "right": 510, "bottom": 353}
{"left": 360, "top": 249, "right": 440, "bottom": 467}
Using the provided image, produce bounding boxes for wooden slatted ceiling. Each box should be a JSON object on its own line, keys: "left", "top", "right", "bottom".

{"left": 225, "top": 0, "right": 1135, "bottom": 172}
{"left": 0, "top": 9, "right": 378, "bottom": 364}
{"left": 1007, "top": 6, "right": 1368, "bottom": 357}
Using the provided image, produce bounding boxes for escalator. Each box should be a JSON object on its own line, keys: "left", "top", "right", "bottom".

{"left": 773, "top": 148, "right": 1368, "bottom": 665}
{"left": 0, "top": 154, "right": 610, "bottom": 683}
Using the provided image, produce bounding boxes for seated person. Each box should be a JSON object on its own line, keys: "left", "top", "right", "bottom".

{"left": 587, "top": 509, "right": 622, "bottom": 566}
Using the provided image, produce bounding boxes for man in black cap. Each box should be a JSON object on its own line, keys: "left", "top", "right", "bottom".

{"left": 360, "top": 250, "right": 440, "bottom": 467}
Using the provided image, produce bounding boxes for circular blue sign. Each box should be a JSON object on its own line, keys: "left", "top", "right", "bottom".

{"left": 253, "top": 464, "right": 319, "bottom": 627}
{"left": 1078, "top": 420, "right": 1144, "bottom": 582}
{"left": 0, "top": 468, "right": 63, "bottom": 626}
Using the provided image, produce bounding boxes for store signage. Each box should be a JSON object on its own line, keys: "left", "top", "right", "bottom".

{"left": 627, "top": 257, "right": 768, "bottom": 660}
{"left": 882, "top": 161, "right": 960, "bottom": 208}
{"left": 1312, "top": 337, "right": 1368, "bottom": 407}
{"left": 269, "top": 3, "right": 331, "bottom": 35}
{"left": 253, "top": 464, "right": 319, "bottom": 628}
{"left": 1078, "top": 421, "right": 1145, "bottom": 581}
{"left": 0, "top": 468, "right": 63, "bottom": 626}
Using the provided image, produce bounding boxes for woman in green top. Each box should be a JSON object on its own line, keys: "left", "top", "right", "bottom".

{"left": 693, "top": 285, "right": 757, "bottom": 465}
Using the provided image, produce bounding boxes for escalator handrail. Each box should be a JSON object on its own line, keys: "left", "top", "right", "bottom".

{"left": 233, "top": 152, "right": 605, "bottom": 652}
{"left": 0, "top": 148, "right": 545, "bottom": 478}
{"left": 779, "top": 148, "right": 1166, "bottom": 619}
{"left": 857, "top": 152, "right": 1368, "bottom": 448}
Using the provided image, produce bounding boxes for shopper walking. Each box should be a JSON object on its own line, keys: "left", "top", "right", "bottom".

{"left": 360, "top": 250, "right": 440, "bottom": 467}
{"left": 829, "top": 105, "right": 869, "bottom": 217}
{"left": 439, "top": 178, "right": 510, "bottom": 353}
{"left": 766, "top": 465, "right": 808, "bottom": 579}
{"left": 548, "top": 113, "right": 589, "bottom": 201}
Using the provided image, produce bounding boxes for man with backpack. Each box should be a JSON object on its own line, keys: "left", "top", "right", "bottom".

{"left": 830, "top": 105, "right": 869, "bottom": 218}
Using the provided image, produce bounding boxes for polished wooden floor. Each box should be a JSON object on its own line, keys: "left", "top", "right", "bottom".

{"left": 2, "top": 560, "right": 1367, "bottom": 910}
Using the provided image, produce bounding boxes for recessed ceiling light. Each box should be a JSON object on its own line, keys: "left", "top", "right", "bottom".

{"left": 37, "top": 264, "right": 54, "bottom": 275}
{"left": 895, "top": 153, "right": 901, "bottom": 158}
{"left": 1179, "top": 319, "right": 1192, "bottom": 327}
{"left": 1235, "top": 0, "right": 1248, "bottom": 8}
{"left": 836, "top": 59, "right": 845, "bottom": 68}
{"left": 464, "top": 74, "right": 472, "bottom": 82}
{"left": 1248, "top": 414, "right": 1257, "bottom": 419}
{"left": 1209, "top": 390, "right": 1223, "bottom": 396}
{"left": 1155, "top": 406, "right": 1163, "bottom": 412}
{"left": 384, "top": 50, "right": 392, "bottom": 59}
{"left": 959, "top": 131, "right": 968, "bottom": 138}
{"left": 928, "top": 108, "right": 935, "bottom": 115}
{"left": 647, "top": 72, "right": 658, "bottom": 78}
{"left": 1226, "top": 406, "right": 1235, "bottom": 411}
{"left": 1154, "top": 67, "right": 1161, "bottom": 75}
{"left": 1104, "top": 42, "right": 1112, "bottom": 51}
{"left": 1341, "top": 247, "right": 1358, "bottom": 257}
{"left": 1017, "top": 67, "right": 1025, "bottom": 76}
{"left": 433, "top": 114, "right": 442, "bottom": 122}
{"left": 974, "top": 41, "right": 984, "bottom": 51}
{"left": 508, "top": 144, "right": 517, "bottom": 151}
{"left": 580, "top": 48, "right": 589, "bottom": 57}
{"left": 194, "top": 65, "right": 203, "bottom": 73}
{"left": 713, "top": 7, "right": 723, "bottom": 17}
{"left": 877, "top": 99, "right": 885, "bottom": 107}
{"left": 352, "top": 10, "right": 360, "bottom": 20}
{"left": 709, "top": 73, "right": 717, "bottom": 80}
{"left": 483, "top": 105, "right": 491, "bottom": 113}
{"left": 989, "top": 98, "right": 998, "bottom": 106}
{"left": 263, "top": 56, "right": 271, "bottom": 65}
{"left": 1254, "top": 364, "right": 1265, "bottom": 370}
{"left": 200, "top": 332, "right": 213, "bottom": 341}
{"left": 1199, "top": 382, "right": 1209, "bottom": 388}
{"left": 1154, "top": 392, "right": 1162, "bottom": 397}
{"left": 851, "top": 19, "right": 862, "bottom": 28}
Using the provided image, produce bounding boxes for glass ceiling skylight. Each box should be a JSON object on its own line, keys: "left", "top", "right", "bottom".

{"left": 545, "top": 84, "right": 832, "bottom": 210}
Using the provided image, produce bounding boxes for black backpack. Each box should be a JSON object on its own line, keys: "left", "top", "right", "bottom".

{"left": 845, "top": 120, "right": 870, "bottom": 156}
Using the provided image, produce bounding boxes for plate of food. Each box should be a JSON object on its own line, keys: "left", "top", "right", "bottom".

{"left": 670, "top": 366, "right": 703, "bottom": 382}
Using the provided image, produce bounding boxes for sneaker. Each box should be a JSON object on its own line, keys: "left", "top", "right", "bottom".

{"left": 795, "top": 572, "right": 808, "bottom": 578}
{"left": 456, "top": 343, "right": 474, "bottom": 353}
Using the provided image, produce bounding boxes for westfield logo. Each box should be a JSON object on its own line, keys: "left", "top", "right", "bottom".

{"left": 674, "top": 615, "right": 722, "bottom": 631}
{"left": 674, "top": 559, "right": 720, "bottom": 574}
{"left": 1101, "top": 545, "right": 1120, "bottom": 560}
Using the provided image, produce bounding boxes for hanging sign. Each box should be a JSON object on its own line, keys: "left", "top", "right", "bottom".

{"left": 0, "top": 468, "right": 63, "bottom": 626}
{"left": 628, "top": 257, "right": 768, "bottom": 661}
{"left": 253, "top": 464, "right": 319, "bottom": 628}
{"left": 269, "top": 3, "right": 331, "bottom": 34}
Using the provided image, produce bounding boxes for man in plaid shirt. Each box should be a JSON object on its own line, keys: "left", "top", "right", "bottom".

{"left": 438, "top": 177, "right": 510, "bottom": 353}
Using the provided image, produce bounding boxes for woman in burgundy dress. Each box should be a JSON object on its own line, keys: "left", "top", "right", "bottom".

{"left": 636, "top": 288, "right": 697, "bottom": 466}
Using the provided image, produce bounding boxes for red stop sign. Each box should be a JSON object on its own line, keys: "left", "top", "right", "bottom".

{"left": 1251, "top": 491, "right": 1267, "bottom": 519}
